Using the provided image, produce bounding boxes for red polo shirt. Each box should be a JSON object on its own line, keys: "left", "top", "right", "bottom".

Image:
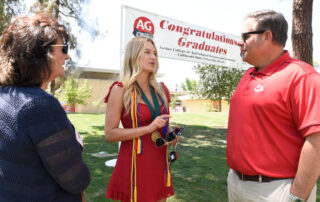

{"left": 227, "top": 51, "right": 320, "bottom": 178}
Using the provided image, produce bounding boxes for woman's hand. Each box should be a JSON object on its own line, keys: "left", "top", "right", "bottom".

{"left": 167, "top": 135, "right": 181, "bottom": 146}
{"left": 167, "top": 125, "right": 181, "bottom": 146}
{"left": 147, "top": 114, "right": 171, "bottom": 133}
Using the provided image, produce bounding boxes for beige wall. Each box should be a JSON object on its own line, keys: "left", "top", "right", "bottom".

{"left": 180, "top": 99, "right": 229, "bottom": 112}
{"left": 75, "top": 77, "right": 230, "bottom": 113}
{"left": 180, "top": 99, "right": 212, "bottom": 112}
{"left": 76, "top": 78, "right": 115, "bottom": 113}
{"left": 213, "top": 99, "right": 230, "bottom": 112}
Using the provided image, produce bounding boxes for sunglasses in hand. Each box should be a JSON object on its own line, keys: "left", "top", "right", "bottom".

{"left": 153, "top": 126, "right": 184, "bottom": 147}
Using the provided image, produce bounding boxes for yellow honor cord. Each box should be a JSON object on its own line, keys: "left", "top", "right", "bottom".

{"left": 130, "top": 86, "right": 139, "bottom": 202}
{"left": 165, "top": 150, "right": 172, "bottom": 187}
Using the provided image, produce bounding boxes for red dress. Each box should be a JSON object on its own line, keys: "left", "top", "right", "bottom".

{"left": 105, "top": 82, "right": 174, "bottom": 202}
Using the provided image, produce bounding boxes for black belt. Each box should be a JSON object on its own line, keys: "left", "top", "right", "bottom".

{"left": 235, "top": 171, "right": 290, "bottom": 183}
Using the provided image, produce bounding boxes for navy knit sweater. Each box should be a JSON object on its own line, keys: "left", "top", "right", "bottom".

{"left": 0, "top": 86, "right": 90, "bottom": 202}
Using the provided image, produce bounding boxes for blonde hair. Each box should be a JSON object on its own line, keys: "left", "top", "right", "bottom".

{"left": 120, "top": 37, "right": 168, "bottom": 113}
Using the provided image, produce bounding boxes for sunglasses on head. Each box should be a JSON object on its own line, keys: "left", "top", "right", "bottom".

{"left": 241, "top": 30, "right": 266, "bottom": 41}
{"left": 50, "top": 43, "right": 69, "bottom": 54}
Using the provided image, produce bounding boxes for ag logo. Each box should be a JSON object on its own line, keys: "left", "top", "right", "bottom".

{"left": 133, "top": 16, "right": 154, "bottom": 39}
{"left": 254, "top": 84, "right": 264, "bottom": 92}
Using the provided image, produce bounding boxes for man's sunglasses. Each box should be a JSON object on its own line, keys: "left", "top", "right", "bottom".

{"left": 50, "top": 44, "right": 69, "bottom": 54}
{"left": 241, "top": 30, "right": 266, "bottom": 41}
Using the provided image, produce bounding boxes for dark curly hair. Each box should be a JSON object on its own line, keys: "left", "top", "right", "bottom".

{"left": 0, "top": 15, "right": 69, "bottom": 86}
{"left": 246, "top": 10, "right": 288, "bottom": 47}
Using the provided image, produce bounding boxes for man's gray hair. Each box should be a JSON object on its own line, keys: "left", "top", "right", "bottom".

{"left": 246, "top": 10, "right": 288, "bottom": 47}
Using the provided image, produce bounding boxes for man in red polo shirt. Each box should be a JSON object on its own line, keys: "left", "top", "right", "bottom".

{"left": 227, "top": 10, "right": 320, "bottom": 202}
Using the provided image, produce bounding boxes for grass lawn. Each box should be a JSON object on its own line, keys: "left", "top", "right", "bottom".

{"left": 68, "top": 112, "right": 320, "bottom": 202}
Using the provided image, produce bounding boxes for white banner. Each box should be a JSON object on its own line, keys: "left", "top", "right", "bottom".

{"left": 121, "top": 6, "right": 249, "bottom": 69}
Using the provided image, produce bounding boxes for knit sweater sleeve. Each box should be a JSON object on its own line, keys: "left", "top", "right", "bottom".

{"left": 18, "top": 95, "right": 90, "bottom": 194}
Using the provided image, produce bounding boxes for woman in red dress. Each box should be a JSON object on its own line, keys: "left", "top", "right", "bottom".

{"left": 104, "top": 37, "right": 177, "bottom": 202}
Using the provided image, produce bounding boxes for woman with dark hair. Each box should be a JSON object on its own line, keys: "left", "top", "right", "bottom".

{"left": 0, "top": 15, "right": 90, "bottom": 201}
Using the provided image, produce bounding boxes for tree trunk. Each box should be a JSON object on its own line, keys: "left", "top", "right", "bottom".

{"left": 219, "top": 99, "right": 222, "bottom": 112}
{"left": 291, "top": 0, "right": 313, "bottom": 65}
{"left": 50, "top": 80, "right": 55, "bottom": 95}
{"left": 54, "top": 0, "right": 59, "bottom": 19}
{"left": 50, "top": 0, "right": 60, "bottom": 95}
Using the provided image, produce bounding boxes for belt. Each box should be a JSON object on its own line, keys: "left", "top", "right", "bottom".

{"left": 235, "top": 171, "right": 289, "bottom": 183}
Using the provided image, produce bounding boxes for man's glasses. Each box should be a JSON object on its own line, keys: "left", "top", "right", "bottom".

{"left": 50, "top": 44, "right": 69, "bottom": 54}
{"left": 241, "top": 30, "right": 266, "bottom": 41}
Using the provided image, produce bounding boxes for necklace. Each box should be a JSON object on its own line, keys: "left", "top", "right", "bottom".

{"left": 135, "top": 81, "right": 161, "bottom": 120}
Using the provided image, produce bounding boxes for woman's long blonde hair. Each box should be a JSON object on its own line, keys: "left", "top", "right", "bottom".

{"left": 120, "top": 37, "right": 168, "bottom": 114}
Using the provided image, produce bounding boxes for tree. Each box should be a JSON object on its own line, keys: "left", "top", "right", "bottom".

{"left": 0, "top": 0, "right": 23, "bottom": 34}
{"left": 292, "top": 0, "right": 313, "bottom": 65}
{"left": 56, "top": 77, "right": 92, "bottom": 108}
{"left": 30, "top": 0, "right": 99, "bottom": 95}
{"left": 30, "top": 0, "right": 79, "bottom": 95}
{"left": 181, "top": 78, "right": 197, "bottom": 92}
{"left": 194, "top": 65, "right": 245, "bottom": 112}
{"left": 169, "top": 93, "right": 178, "bottom": 110}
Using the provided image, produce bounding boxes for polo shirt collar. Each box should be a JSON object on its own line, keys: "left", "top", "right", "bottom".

{"left": 250, "top": 50, "right": 290, "bottom": 76}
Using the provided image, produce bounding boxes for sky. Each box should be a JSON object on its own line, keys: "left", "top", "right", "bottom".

{"left": 26, "top": 0, "right": 320, "bottom": 91}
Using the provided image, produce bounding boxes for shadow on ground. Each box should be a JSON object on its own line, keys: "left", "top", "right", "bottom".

{"left": 169, "top": 122, "right": 228, "bottom": 202}
{"left": 81, "top": 121, "right": 229, "bottom": 202}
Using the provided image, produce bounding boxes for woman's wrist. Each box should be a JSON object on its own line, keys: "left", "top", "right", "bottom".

{"left": 144, "top": 125, "right": 153, "bottom": 134}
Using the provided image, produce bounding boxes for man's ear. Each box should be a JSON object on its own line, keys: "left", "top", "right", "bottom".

{"left": 264, "top": 30, "right": 273, "bottom": 42}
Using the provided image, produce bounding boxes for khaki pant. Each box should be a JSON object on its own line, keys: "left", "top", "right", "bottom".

{"left": 227, "top": 169, "right": 317, "bottom": 202}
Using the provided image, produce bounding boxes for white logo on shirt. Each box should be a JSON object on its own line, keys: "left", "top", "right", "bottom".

{"left": 254, "top": 84, "right": 264, "bottom": 92}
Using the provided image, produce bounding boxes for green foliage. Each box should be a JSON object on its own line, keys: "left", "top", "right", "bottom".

{"left": 181, "top": 82, "right": 186, "bottom": 91}
{"left": 181, "top": 78, "right": 197, "bottom": 92}
{"left": 29, "top": 0, "right": 100, "bottom": 95}
{"left": 68, "top": 112, "right": 320, "bottom": 202}
{"left": 314, "top": 60, "right": 319, "bottom": 68}
{"left": 68, "top": 112, "right": 230, "bottom": 202}
{"left": 170, "top": 93, "right": 178, "bottom": 109}
{"left": 57, "top": 78, "right": 92, "bottom": 105}
{"left": 194, "top": 64, "right": 245, "bottom": 101}
{"left": 0, "top": 0, "right": 23, "bottom": 34}
{"left": 29, "top": 0, "right": 80, "bottom": 49}
{"left": 29, "top": 0, "right": 100, "bottom": 49}
{"left": 92, "top": 99, "right": 105, "bottom": 110}
{"left": 194, "top": 65, "right": 245, "bottom": 112}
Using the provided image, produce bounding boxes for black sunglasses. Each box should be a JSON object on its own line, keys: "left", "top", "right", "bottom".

{"left": 155, "top": 126, "right": 184, "bottom": 147}
{"left": 50, "top": 43, "right": 69, "bottom": 54}
{"left": 241, "top": 30, "right": 266, "bottom": 41}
